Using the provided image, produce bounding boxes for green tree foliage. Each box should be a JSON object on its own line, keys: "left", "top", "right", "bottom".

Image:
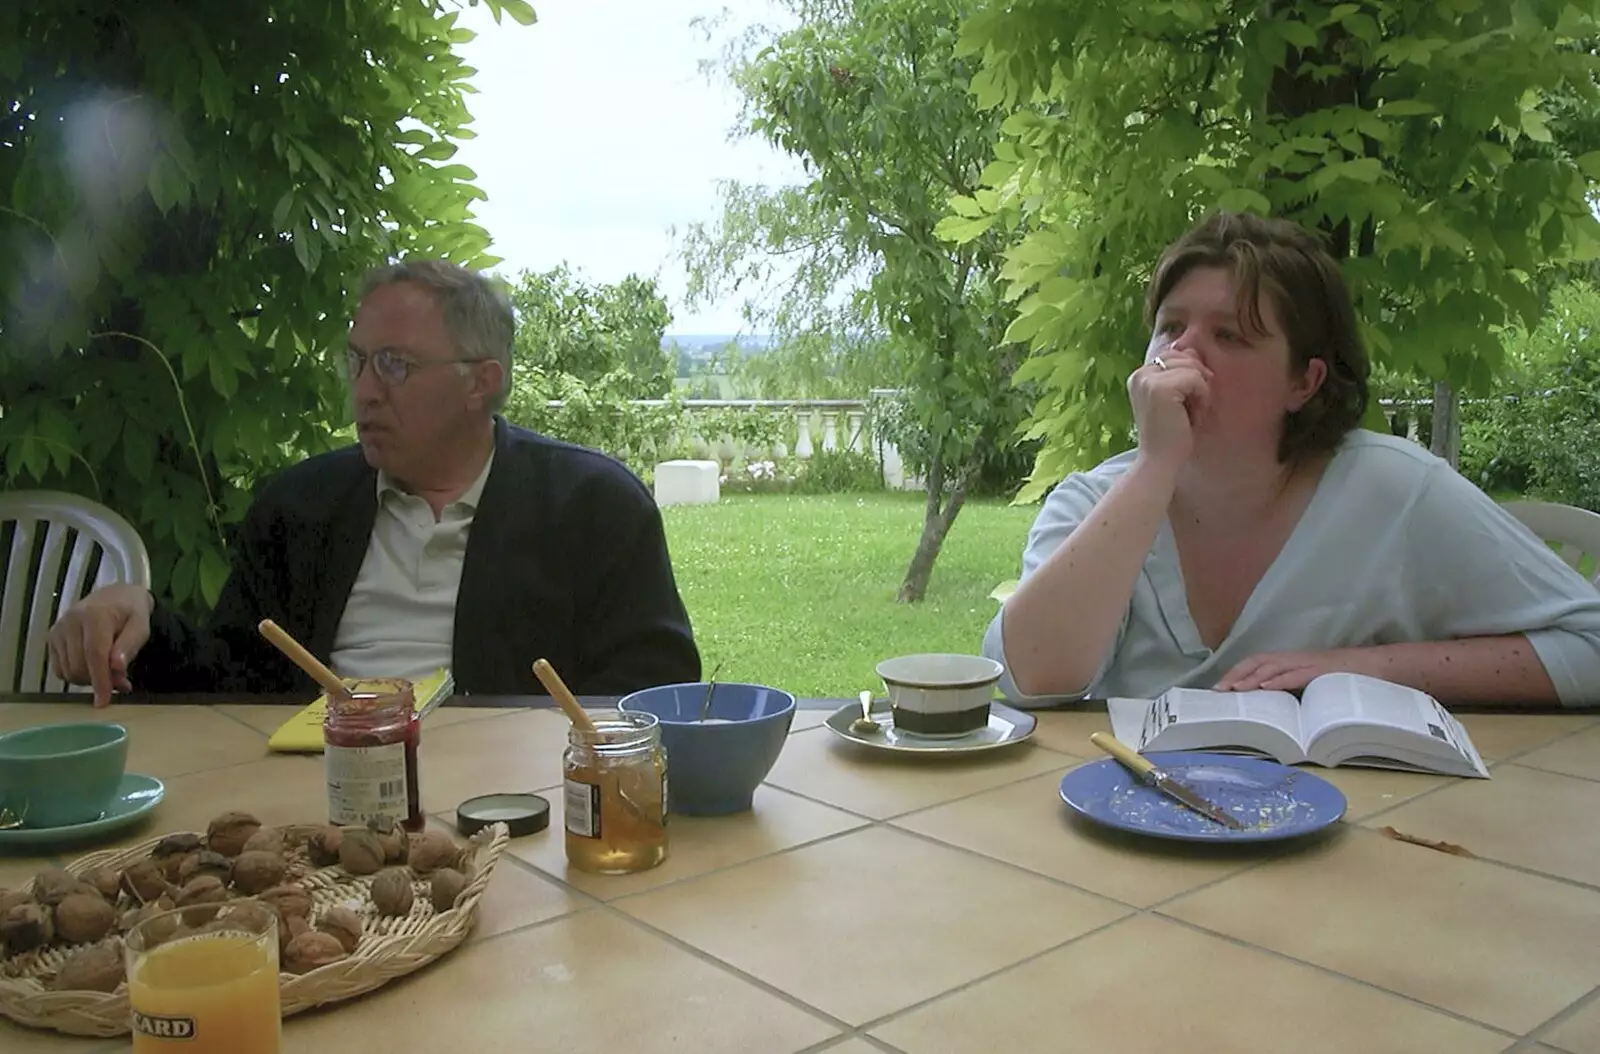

{"left": 1459, "top": 279, "right": 1600, "bottom": 511}
{"left": 682, "top": 0, "right": 1031, "bottom": 602}
{"left": 954, "top": 0, "right": 1600, "bottom": 498}
{"left": 507, "top": 266, "right": 675, "bottom": 400}
{"left": 0, "top": 0, "right": 534, "bottom": 613}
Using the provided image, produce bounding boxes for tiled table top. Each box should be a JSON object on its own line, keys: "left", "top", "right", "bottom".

{"left": 2, "top": 701, "right": 1599, "bottom": 1054}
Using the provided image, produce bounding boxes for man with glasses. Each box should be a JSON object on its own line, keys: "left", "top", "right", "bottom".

{"left": 48, "top": 260, "right": 701, "bottom": 704}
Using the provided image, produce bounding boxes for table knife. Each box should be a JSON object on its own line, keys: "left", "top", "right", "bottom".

{"left": 1088, "top": 732, "right": 1244, "bottom": 830}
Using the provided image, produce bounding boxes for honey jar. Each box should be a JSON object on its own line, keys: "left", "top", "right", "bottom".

{"left": 563, "top": 710, "right": 668, "bottom": 874}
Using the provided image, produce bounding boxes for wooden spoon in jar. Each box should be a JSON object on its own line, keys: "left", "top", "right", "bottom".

{"left": 258, "top": 620, "right": 349, "bottom": 699}
{"left": 532, "top": 658, "right": 597, "bottom": 733}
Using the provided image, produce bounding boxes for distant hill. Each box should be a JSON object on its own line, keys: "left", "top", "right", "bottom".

{"left": 662, "top": 333, "right": 773, "bottom": 353}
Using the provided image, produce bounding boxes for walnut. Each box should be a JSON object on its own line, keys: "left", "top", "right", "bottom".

{"left": 317, "top": 905, "right": 363, "bottom": 954}
{"left": 55, "top": 893, "right": 117, "bottom": 944}
{"left": 370, "top": 869, "right": 414, "bottom": 918}
{"left": 119, "top": 900, "right": 177, "bottom": 943}
{"left": 81, "top": 867, "right": 124, "bottom": 903}
{"left": 337, "top": 830, "right": 385, "bottom": 876}
{"left": 156, "top": 851, "right": 192, "bottom": 884}
{"left": 406, "top": 830, "right": 463, "bottom": 875}
{"left": 152, "top": 832, "right": 204, "bottom": 859}
{"left": 52, "top": 943, "right": 125, "bottom": 993}
{"left": 230, "top": 851, "right": 286, "bottom": 896}
{"left": 179, "top": 850, "right": 234, "bottom": 887}
{"left": 256, "top": 885, "right": 313, "bottom": 923}
{"left": 367, "top": 815, "right": 410, "bottom": 864}
{"left": 283, "top": 931, "right": 346, "bottom": 974}
{"left": 32, "top": 868, "right": 94, "bottom": 907}
{"left": 121, "top": 859, "right": 172, "bottom": 905}
{"left": 0, "top": 889, "right": 32, "bottom": 916}
{"left": 206, "top": 811, "right": 262, "bottom": 857}
{"left": 174, "top": 876, "right": 228, "bottom": 924}
{"left": 241, "top": 827, "right": 285, "bottom": 857}
{"left": 278, "top": 913, "right": 311, "bottom": 957}
{"left": 429, "top": 868, "right": 468, "bottom": 914}
{"left": 1, "top": 902, "right": 54, "bottom": 954}
{"left": 305, "top": 826, "right": 343, "bottom": 867}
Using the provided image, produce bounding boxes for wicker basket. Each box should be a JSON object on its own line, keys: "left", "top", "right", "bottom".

{"left": 0, "top": 821, "right": 510, "bottom": 1037}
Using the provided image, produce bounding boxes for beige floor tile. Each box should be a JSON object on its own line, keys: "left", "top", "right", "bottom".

{"left": 821, "top": 1040, "right": 905, "bottom": 1054}
{"left": 505, "top": 784, "right": 867, "bottom": 900}
{"left": 0, "top": 853, "right": 53, "bottom": 890}
{"left": 216, "top": 701, "right": 516, "bottom": 739}
{"left": 893, "top": 770, "right": 1270, "bottom": 907}
{"left": 1516, "top": 724, "right": 1600, "bottom": 783}
{"left": 872, "top": 914, "right": 1507, "bottom": 1054}
{"left": 1360, "top": 764, "right": 1600, "bottom": 886}
{"left": 0, "top": 1022, "right": 116, "bottom": 1054}
{"left": 1546, "top": 996, "right": 1600, "bottom": 1054}
{"left": 282, "top": 910, "right": 838, "bottom": 1052}
{"left": 0, "top": 704, "right": 269, "bottom": 781}
{"left": 1455, "top": 713, "right": 1597, "bottom": 762}
{"left": 1161, "top": 828, "right": 1600, "bottom": 1033}
{"left": 418, "top": 709, "right": 571, "bottom": 814}
{"left": 766, "top": 726, "right": 1075, "bottom": 820}
{"left": 1026, "top": 709, "right": 1109, "bottom": 757}
{"left": 465, "top": 856, "right": 587, "bottom": 941}
{"left": 618, "top": 825, "right": 1129, "bottom": 1025}
{"left": 103, "top": 754, "right": 329, "bottom": 848}
{"left": 790, "top": 708, "right": 830, "bottom": 732}
{"left": 1309, "top": 764, "right": 1450, "bottom": 821}
{"left": 1539, "top": 1046, "right": 1579, "bottom": 1054}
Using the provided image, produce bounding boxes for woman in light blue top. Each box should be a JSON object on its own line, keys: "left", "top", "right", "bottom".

{"left": 985, "top": 212, "right": 1600, "bottom": 708}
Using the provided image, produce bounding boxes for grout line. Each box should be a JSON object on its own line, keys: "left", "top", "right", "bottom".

{"left": 1517, "top": 981, "right": 1600, "bottom": 1049}
{"left": 209, "top": 705, "right": 275, "bottom": 738}
{"left": 1504, "top": 759, "right": 1600, "bottom": 787}
{"left": 1154, "top": 912, "right": 1522, "bottom": 1039}
{"left": 795, "top": 1033, "right": 909, "bottom": 1054}
{"left": 596, "top": 900, "right": 856, "bottom": 1035}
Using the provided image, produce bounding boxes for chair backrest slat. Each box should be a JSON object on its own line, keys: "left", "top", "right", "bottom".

{"left": 1503, "top": 500, "right": 1600, "bottom": 589}
{"left": 0, "top": 492, "right": 151, "bottom": 694}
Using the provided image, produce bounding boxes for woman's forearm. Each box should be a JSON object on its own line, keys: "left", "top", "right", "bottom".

{"left": 1347, "top": 636, "right": 1557, "bottom": 705}
{"left": 1001, "top": 456, "right": 1180, "bottom": 696}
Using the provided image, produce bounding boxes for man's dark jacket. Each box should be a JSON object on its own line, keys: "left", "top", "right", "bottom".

{"left": 133, "top": 419, "right": 701, "bottom": 696}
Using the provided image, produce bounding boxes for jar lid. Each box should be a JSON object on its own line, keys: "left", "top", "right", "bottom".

{"left": 456, "top": 793, "right": 550, "bottom": 838}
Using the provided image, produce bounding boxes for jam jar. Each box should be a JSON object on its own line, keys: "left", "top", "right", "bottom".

{"left": 323, "top": 678, "right": 424, "bottom": 832}
{"left": 563, "top": 709, "right": 668, "bottom": 874}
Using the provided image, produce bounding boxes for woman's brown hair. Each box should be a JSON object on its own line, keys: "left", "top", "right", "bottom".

{"left": 1144, "top": 211, "right": 1371, "bottom": 463}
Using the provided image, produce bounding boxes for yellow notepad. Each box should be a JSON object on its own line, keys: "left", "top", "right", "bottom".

{"left": 266, "top": 668, "right": 455, "bottom": 753}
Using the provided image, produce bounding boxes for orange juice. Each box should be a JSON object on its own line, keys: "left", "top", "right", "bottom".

{"left": 129, "top": 933, "right": 281, "bottom": 1053}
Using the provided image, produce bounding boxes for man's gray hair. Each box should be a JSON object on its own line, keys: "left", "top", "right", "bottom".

{"left": 361, "top": 259, "right": 514, "bottom": 412}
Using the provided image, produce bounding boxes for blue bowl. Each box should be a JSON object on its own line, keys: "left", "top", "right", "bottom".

{"left": 619, "top": 682, "right": 796, "bottom": 816}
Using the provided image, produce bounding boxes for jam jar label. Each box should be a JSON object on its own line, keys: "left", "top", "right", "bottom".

{"left": 325, "top": 743, "right": 409, "bottom": 825}
{"left": 564, "top": 779, "right": 601, "bottom": 838}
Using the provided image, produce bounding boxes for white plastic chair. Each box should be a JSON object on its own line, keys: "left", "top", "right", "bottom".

{"left": 1503, "top": 500, "right": 1600, "bottom": 588}
{"left": 0, "top": 491, "right": 151, "bottom": 694}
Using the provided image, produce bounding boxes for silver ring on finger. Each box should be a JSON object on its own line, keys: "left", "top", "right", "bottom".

{"left": 1153, "top": 355, "right": 1169, "bottom": 371}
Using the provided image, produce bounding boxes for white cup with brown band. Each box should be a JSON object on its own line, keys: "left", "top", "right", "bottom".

{"left": 875, "top": 654, "right": 1005, "bottom": 738}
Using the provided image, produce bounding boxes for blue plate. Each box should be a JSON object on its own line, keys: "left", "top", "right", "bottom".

{"left": 0, "top": 773, "right": 165, "bottom": 849}
{"left": 1058, "top": 753, "right": 1346, "bottom": 843}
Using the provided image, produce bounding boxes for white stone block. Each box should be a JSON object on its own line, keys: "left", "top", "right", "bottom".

{"left": 654, "top": 459, "right": 721, "bottom": 506}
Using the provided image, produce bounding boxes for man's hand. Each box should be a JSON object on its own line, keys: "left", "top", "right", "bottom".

{"left": 45, "top": 584, "right": 155, "bottom": 707}
{"left": 1214, "top": 649, "right": 1378, "bottom": 693}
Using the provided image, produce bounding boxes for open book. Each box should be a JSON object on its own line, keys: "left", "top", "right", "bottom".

{"left": 1107, "top": 673, "right": 1489, "bottom": 778}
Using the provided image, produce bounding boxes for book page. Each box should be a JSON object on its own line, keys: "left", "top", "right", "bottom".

{"left": 1112, "top": 687, "right": 1307, "bottom": 763}
{"left": 1300, "top": 673, "right": 1487, "bottom": 776}
{"left": 1301, "top": 673, "right": 1447, "bottom": 742}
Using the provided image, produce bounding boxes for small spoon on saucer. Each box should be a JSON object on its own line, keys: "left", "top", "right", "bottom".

{"left": 850, "top": 690, "right": 880, "bottom": 735}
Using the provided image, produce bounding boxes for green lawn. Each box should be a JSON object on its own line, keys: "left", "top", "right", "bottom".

{"left": 662, "top": 492, "right": 1039, "bottom": 698}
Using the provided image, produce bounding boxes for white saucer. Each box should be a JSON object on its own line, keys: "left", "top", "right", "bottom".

{"left": 824, "top": 700, "right": 1036, "bottom": 754}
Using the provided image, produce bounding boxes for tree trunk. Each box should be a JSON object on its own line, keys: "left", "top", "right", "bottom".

{"left": 896, "top": 449, "right": 974, "bottom": 603}
{"left": 1430, "top": 381, "right": 1460, "bottom": 468}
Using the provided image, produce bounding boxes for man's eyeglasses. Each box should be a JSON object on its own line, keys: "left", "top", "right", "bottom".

{"left": 345, "top": 347, "right": 484, "bottom": 387}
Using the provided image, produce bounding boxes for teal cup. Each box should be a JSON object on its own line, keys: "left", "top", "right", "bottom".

{"left": 0, "top": 723, "right": 129, "bottom": 829}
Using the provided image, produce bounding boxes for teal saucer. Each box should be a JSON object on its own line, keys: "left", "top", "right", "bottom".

{"left": 0, "top": 774, "right": 165, "bottom": 849}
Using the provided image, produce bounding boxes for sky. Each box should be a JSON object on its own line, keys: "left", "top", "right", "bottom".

{"left": 451, "top": 0, "right": 805, "bottom": 335}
